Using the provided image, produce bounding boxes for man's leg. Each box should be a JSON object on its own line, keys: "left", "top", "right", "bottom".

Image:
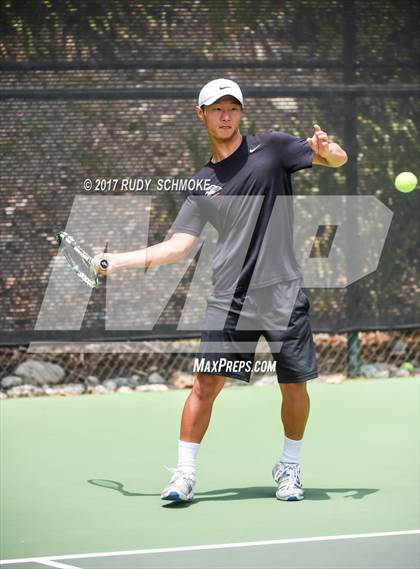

{"left": 279, "top": 381, "right": 310, "bottom": 440}
{"left": 161, "top": 372, "right": 225, "bottom": 502}
{"left": 272, "top": 381, "right": 310, "bottom": 501}
{"left": 180, "top": 372, "right": 226, "bottom": 442}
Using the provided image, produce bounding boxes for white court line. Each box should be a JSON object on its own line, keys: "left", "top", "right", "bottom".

{"left": 36, "top": 561, "right": 82, "bottom": 569}
{"left": 1, "top": 529, "right": 419, "bottom": 565}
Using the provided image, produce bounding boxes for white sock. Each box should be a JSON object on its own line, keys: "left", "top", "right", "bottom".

{"left": 177, "top": 440, "right": 200, "bottom": 474}
{"left": 279, "top": 436, "right": 303, "bottom": 464}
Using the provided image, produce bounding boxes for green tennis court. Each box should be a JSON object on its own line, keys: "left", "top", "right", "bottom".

{"left": 1, "top": 378, "right": 419, "bottom": 568}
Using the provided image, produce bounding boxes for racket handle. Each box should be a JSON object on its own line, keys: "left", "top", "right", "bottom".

{"left": 100, "top": 259, "right": 109, "bottom": 270}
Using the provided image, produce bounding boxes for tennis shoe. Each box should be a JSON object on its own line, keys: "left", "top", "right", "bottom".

{"left": 161, "top": 468, "right": 196, "bottom": 502}
{"left": 272, "top": 461, "right": 304, "bottom": 501}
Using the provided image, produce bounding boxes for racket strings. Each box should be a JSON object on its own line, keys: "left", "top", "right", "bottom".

{"left": 57, "top": 232, "right": 99, "bottom": 288}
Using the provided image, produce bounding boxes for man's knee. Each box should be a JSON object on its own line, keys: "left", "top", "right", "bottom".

{"left": 279, "top": 381, "right": 308, "bottom": 400}
{"left": 193, "top": 372, "right": 225, "bottom": 401}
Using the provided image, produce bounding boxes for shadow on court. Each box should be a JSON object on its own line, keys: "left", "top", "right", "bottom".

{"left": 88, "top": 479, "right": 379, "bottom": 505}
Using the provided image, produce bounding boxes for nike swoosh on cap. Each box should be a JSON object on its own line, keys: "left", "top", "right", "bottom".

{"left": 219, "top": 86, "right": 230, "bottom": 90}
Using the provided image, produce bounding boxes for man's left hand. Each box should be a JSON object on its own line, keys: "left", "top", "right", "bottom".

{"left": 306, "top": 124, "right": 330, "bottom": 157}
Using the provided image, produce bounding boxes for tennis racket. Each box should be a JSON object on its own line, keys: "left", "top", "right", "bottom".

{"left": 55, "top": 231, "right": 108, "bottom": 288}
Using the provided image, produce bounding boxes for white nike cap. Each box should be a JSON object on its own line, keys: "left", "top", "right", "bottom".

{"left": 198, "top": 78, "right": 244, "bottom": 108}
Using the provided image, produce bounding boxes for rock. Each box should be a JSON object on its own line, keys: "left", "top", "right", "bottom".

{"left": 375, "top": 363, "right": 391, "bottom": 372}
{"left": 113, "top": 377, "right": 128, "bottom": 387}
{"left": 325, "top": 374, "right": 346, "bottom": 384}
{"left": 127, "top": 376, "right": 140, "bottom": 387}
{"left": 103, "top": 379, "right": 117, "bottom": 390}
{"left": 0, "top": 391, "right": 7, "bottom": 399}
{"left": 311, "top": 374, "right": 327, "bottom": 382}
{"left": 86, "top": 376, "right": 99, "bottom": 386}
{"left": 1, "top": 376, "right": 23, "bottom": 389}
{"left": 7, "top": 384, "right": 44, "bottom": 398}
{"left": 91, "top": 385, "right": 111, "bottom": 395}
{"left": 133, "top": 374, "right": 148, "bottom": 385}
{"left": 58, "top": 383, "right": 85, "bottom": 396}
{"left": 366, "top": 369, "right": 390, "bottom": 379}
{"left": 169, "top": 371, "right": 194, "bottom": 389}
{"left": 117, "top": 386, "right": 133, "bottom": 393}
{"left": 131, "top": 374, "right": 147, "bottom": 386}
{"left": 15, "top": 360, "right": 65, "bottom": 386}
{"left": 113, "top": 377, "right": 139, "bottom": 388}
{"left": 147, "top": 371, "right": 166, "bottom": 385}
{"left": 253, "top": 375, "right": 277, "bottom": 386}
{"left": 395, "top": 368, "right": 410, "bottom": 378}
{"left": 43, "top": 386, "right": 62, "bottom": 396}
{"left": 360, "top": 364, "right": 389, "bottom": 379}
{"left": 136, "top": 384, "right": 168, "bottom": 392}
{"left": 360, "top": 364, "right": 376, "bottom": 377}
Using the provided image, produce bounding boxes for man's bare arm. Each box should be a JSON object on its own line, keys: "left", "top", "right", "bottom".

{"left": 92, "top": 232, "right": 199, "bottom": 274}
{"left": 307, "top": 124, "right": 348, "bottom": 168}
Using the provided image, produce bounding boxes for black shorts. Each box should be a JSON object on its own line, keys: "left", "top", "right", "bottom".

{"left": 197, "top": 278, "right": 318, "bottom": 383}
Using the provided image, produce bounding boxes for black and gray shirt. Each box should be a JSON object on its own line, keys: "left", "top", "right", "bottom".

{"left": 170, "top": 131, "right": 314, "bottom": 294}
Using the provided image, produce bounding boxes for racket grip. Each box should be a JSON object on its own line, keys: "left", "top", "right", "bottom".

{"left": 100, "top": 259, "right": 109, "bottom": 269}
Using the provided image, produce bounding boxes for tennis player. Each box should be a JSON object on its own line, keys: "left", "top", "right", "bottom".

{"left": 93, "top": 78, "right": 347, "bottom": 502}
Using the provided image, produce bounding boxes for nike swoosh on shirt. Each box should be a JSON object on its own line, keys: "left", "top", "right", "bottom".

{"left": 249, "top": 144, "right": 262, "bottom": 154}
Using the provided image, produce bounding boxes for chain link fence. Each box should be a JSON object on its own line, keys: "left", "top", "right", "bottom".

{"left": 1, "top": 329, "right": 419, "bottom": 395}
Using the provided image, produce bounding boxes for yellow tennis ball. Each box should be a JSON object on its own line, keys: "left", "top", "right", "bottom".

{"left": 395, "top": 172, "right": 417, "bottom": 193}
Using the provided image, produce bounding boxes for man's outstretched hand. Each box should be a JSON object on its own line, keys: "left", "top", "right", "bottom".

{"left": 306, "top": 124, "right": 348, "bottom": 167}
{"left": 306, "top": 124, "right": 330, "bottom": 157}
